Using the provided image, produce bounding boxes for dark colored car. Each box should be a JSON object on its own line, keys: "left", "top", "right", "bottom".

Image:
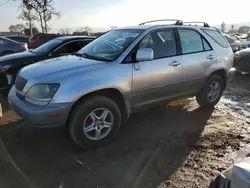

{"left": 28, "top": 33, "right": 61, "bottom": 49}
{"left": 223, "top": 34, "right": 242, "bottom": 53}
{"left": 6, "top": 36, "right": 29, "bottom": 43}
{"left": 234, "top": 48, "right": 250, "bottom": 73}
{"left": 0, "top": 37, "right": 28, "bottom": 56}
{"left": 0, "top": 36, "right": 95, "bottom": 89}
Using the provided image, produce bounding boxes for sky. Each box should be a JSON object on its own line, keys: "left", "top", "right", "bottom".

{"left": 0, "top": 0, "right": 250, "bottom": 33}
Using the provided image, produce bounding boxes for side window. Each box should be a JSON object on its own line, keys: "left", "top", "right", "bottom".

{"left": 139, "top": 29, "right": 177, "bottom": 59}
{"left": 201, "top": 29, "right": 230, "bottom": 48}
{"left": 178, "top": 29, "right": 203, "bottom": 54}
{"left": 56, "top": 41, "right": 83, "bottom": 54}
{"left": 203, "top": 38, "right": 212, "bottom": 51}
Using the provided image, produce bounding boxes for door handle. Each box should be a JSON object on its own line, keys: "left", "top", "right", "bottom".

{"left": 207, "top": 54, "right": 215, "bottom": 60}
{"left": 169, "top": 60, "right": 181, "bottom": 67}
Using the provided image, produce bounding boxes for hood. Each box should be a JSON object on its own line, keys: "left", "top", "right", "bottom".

{"left": 0, "top": 51, "right": 38, "bottom": 65}
{"left": 19, "top": 55, "right": 106, "bottom": 81}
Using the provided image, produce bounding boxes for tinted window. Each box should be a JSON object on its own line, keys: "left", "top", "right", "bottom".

{"left": 139, "top": 29, "right": 177, "bottom": 58}
{"left": 202, "top": 29, "right": 229, "bottom": 48}
{"left": 203, "top": 38, "right": 212, "bottom": 51}
{"left": 56, "top": 40, "right": 89, "bottom": 54}
{"left": 0, "top": 39, "right": 5, "bottom": 45}
{"left": 32, "top": 39, "right": 61, "bottom": 54}
{"left": 178, "top": 29, "right": 203, "bottom": 54}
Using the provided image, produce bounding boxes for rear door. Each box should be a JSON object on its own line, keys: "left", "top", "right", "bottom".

{"left": 177, "top": 28, "right": 216, "bottom": 94}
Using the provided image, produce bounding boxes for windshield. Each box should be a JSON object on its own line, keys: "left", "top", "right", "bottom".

{"left": 32, "top": 39, "right": 61, "bottom": 54}
{"left": 77, "top": 29, "right": 143, "bottom": 61}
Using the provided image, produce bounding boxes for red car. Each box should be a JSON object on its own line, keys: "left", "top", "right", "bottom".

{"left": 28, "top": 33, "right": 61, "bottom": 49}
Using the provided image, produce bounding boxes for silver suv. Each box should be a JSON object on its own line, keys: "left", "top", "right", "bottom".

{"left": 9, "top": 20, "right": 235, "bottom": 148}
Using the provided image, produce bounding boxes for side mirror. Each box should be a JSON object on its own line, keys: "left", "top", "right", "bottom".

{"left": 136, "top": 48, "right": 154, "bottom": 62}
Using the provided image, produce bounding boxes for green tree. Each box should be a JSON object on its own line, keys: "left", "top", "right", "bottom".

{"left": 18, "top": 8, "right": 37, "bottom": 36}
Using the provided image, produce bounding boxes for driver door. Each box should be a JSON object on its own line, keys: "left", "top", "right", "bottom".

{"left": 132, "top": 28, "right": 183, "bottom": 108}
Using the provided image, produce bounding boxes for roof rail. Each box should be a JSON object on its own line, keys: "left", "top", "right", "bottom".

{"left": 183, "top": 22, "right": 210, "bottom": 27}
{"left": 139, "top": 19, "right": 183, "bottom": 26}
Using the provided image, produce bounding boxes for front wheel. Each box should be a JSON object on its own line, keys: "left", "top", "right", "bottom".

{"left": 196, "top": 74, "right": 224, "bottom": 107}
{"left": 69, "top": 96, "right": 121, "bottom": 148}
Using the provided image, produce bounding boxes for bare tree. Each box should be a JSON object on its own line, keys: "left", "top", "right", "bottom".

{"left": 18, "top": 7, "right": 37, "bottom": 36}
{"left": 221, "top": 21, "right": 226, "bottom": 33}
{"left": 110, "top": 26, "right": 119, "bottom": 30}
{"left": 59, "top": 28, "right": 71, "bottom": 35}
{"left": 13, "top": 0, "right": 61, "bottom": 33}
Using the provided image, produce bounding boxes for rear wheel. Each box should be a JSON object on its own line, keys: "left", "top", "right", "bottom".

{"left": 69, "top": 96, "right": 121, "bottom": 148}
{"left": 196, "top": 74, "right": 224, "bottom": 107}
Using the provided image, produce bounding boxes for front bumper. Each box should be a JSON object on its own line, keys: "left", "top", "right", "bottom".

{"left": 8, "top": 86, "right": 73, "bottom": 127}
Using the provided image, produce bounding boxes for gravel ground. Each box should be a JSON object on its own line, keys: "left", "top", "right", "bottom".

{"left": 0, "top": 73, "right": 249, "bottom": 188}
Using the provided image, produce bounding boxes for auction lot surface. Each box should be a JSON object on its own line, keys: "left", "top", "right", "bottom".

{"left": 0, "top": 74, "right": 250, "bottom": 188}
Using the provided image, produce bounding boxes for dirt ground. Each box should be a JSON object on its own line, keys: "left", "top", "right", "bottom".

{"left": 0, "top": 73, "right": 250, "bottom": 188}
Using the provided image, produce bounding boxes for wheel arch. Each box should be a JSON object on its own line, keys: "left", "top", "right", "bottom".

{"left": 66, "top": 88, "right": 129, "bottom": 127}
{"left": 209, "top": 69, "right": 227, "bottom": 88}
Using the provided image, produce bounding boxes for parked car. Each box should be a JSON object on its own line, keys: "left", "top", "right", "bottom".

{"left": 28, "top": 33, "right": 61, "bottom": 49}
{"left": 9, "top": 20, "right": 235, "bottom": 148}
{"left": 242, "top": 38, "right": 250, "bottom": 49}
{"left": 0, "top": 36, "right": 28, "bottom": 56}
{"left": 234, "top": 48, "right": 250, "bottom": 73}
{"left": 223, "top": 34, "right": 242, "bottom": 52}
{"left": 6, "top": 36, "right": 29, "bottom": 43}
{"left": 0, "top": 36, "right": 95, "bottom": 90}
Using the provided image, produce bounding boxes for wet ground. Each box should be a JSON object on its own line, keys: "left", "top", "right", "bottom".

{"left": 0, "top": 73, "right": 249, "bottom": 188}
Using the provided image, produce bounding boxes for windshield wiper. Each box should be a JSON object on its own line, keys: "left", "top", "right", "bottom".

{"left": 75, "top": 53, "right": 111, "bottom": 62}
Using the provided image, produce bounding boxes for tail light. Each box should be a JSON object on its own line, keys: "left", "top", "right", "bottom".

{"left": 21, "top": 43, "right": 28, "bottom": 51}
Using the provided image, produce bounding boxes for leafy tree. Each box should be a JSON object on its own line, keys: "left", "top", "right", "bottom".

{"left": 237, "top": 26, "right": 250, "bottom": 34}
{"left": 9, "top": 24, "right": 26, "bottom": 35}
{"left": 24, "top": 27, "right": 39, "bottom": 36}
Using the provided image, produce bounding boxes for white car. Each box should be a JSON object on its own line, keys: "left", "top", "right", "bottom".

{"left": 242, "top": 38, "right": 250, "bottom": 49}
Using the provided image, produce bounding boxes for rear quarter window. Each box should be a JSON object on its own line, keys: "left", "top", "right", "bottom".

{"left": 201, "top": 29, "right": 230, "bottom": 48}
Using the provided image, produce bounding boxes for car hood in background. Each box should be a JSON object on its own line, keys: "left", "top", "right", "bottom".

{"left": 0, "top": 51, "right": 38, "bottom": 65}
{"left": 19, "top": 55, "right": 107, "bottom": 80}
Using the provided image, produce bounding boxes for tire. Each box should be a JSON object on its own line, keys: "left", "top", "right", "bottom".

{"left": 196, "top": 74, "right": 224, "bottom": 107}
{"left": 69, "top": 96, "right": 121, "bottom": 148}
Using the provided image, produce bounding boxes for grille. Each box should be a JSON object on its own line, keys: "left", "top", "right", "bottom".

{"left": 15, "top": 75, "right": 27, "bottom": 91}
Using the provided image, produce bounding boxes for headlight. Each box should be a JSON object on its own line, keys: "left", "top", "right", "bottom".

{"left": 25, "top": 84, "right": 60, "bottom": 105}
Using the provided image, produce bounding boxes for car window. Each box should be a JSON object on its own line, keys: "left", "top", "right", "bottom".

{"left": 178, "top": 29, "right": 203, "bottom": 54}
{"left": 78, "top": 29, "right": 143, "bottom": 61}
{"left": 203, "top": 38, "right": 212, "bottom": 51}
{"left": 56, "top": 41, "right": 88, "bottom": 54}
{"left": 201, "top": 29, "right": 230, "bottom": 48}
{"left": 139, "top": 29, "right": 177, "bottom": 59}
{"left": 32, "top": 39, "right": 61, "bottom": 54}
{"left": 225, "top": 36, "right": 235, "bottom": 44}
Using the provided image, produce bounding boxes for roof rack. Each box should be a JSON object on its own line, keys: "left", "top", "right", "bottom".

{"left": 139, "top": 19, "right": 183, "bottom": 26}
{"left": 183, "top": 22, "right": 210, "bottom": 27}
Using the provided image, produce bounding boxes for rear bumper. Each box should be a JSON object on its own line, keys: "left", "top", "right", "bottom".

{"left": 227, "top": 67, "right": 236, "bottom": 82}
{"left": 8, "top": 86, "right": 73, "bottom": 127}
